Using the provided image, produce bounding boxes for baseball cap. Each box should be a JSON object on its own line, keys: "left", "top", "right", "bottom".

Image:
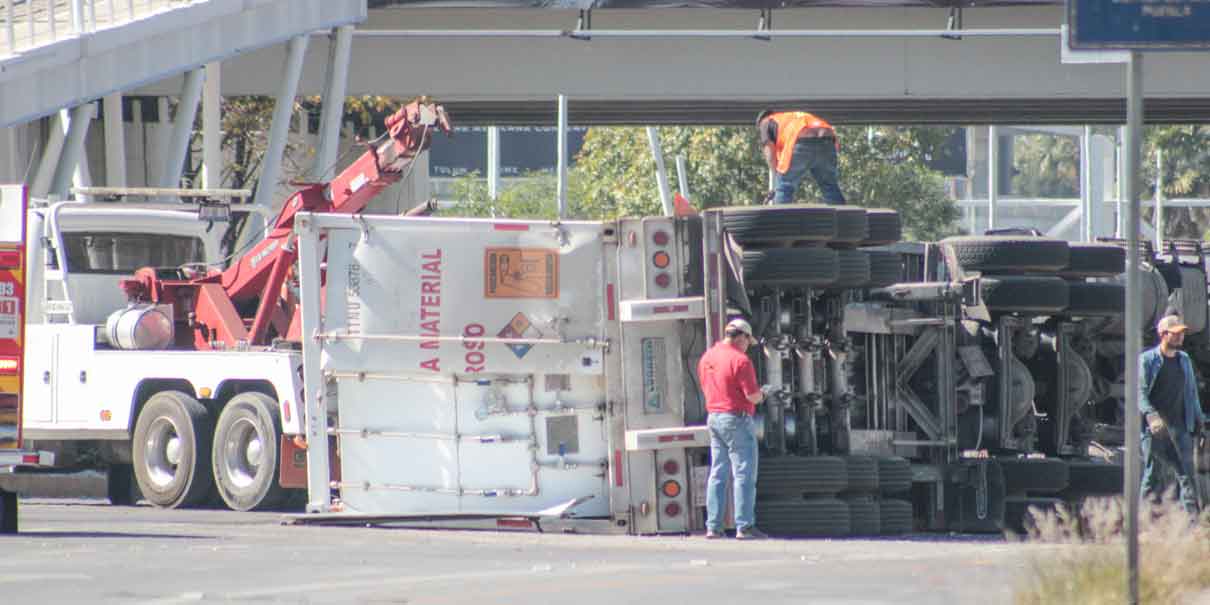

{"left": 756, "top": 110, "right": 774, "bottom": 126}
{"left": 725, "top": 318, "right": 754, "bottom": 338}
{"left": 1158, "top": 315, "right": 1188, "bottom": 334}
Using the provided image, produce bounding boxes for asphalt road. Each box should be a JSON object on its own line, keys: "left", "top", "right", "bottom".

{"left": 2, "top": 500, "right": 1046, "bottom": 605}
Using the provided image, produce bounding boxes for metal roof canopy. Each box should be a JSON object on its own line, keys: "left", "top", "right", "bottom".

{"left": 0, "top": 0, "right": 366, "bottom": 129}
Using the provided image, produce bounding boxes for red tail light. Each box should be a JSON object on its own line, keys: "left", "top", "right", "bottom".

{"left": 652, "top": 230, "right": 670, "bottom": 246}
{"left": 664, "top": 502, "right": 682, "bottom": 517}
{"left": 662, "top": 459, "right": 680, "bottom": 476}
{"left": 0, "top": 250, "right": 19, "bottom": 268}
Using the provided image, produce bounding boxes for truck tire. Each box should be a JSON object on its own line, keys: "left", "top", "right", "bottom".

{"left": 722, "top": 205, "right": 837, "bottom": 244}
{"left": 832, "top": 207, "right": 869, "bottom": 244}
{"left": 843, "top": 495, "right": 881, "bottom": 536}
{"left": 979, "top": 276, "right": 1069, "bottom": 315}
{"left": 1060, "top": 244, "right": 1126, "bottom": 278}
{"left": 212, "top": 392, "right": 288, "bottom": 511}
{"left": 107, "top": 463, "right": 140, "bottom": 506}
{"left": 840, "top": 455, "right": 879, "bottom": 494}
{"left": 742, "top": 248, "right": 839, "bottom": 286}
{"left": 132, "top": 390, "right": 214, "bottom": 509}
{"left": 831, "top": 250, "right": 872, "bottom": 289}
{"left": 1062, "top": 282, "right": 1125, "bottom": 317}
{"left": 999, "top": 458, "right": 1069, "bottom": 494}
{"left": 879, "top": 498, "right": 913, "bottom": 535}
{"left": 878, "top": 457, "right": 913, "bottom": 496}
{"left": 1104, "top": 266, "right": 1169, "bottom": 335}
{"left": 756, "top": 496, "right": 851, "bottom": 537}
{"left": 865, "top": 251, "right": 903, "bottom": 288}
{"left": 1173, "top": 267, "right": 1208, "bottom": 334}
{"left": 0, "top": 488, "right": 16, "bottom": 534}
{"left": 756, "top": 455, "right": 848, "bottom": 498}
{"left": 862, "top": 209, "right": 902, "bottom": 246}
{"left": 942, "top": 236, "right": 1070, "bottom": 274}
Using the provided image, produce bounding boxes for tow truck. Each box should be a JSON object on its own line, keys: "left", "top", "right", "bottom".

{"left": 19, "top": 98, "right": 448, "bottom": 511}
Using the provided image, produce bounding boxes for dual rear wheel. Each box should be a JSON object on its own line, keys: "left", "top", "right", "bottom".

{"left": 131, "top": 390, "right": 287, "bottom": 511}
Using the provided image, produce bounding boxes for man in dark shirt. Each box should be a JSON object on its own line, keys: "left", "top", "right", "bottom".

{"left": 1139, "top": 315, "right": 1207, "bottom": 514}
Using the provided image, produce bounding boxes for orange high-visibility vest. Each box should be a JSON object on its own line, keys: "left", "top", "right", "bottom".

{"left": 768, "top": 112, "right": 836, "bottom": 174}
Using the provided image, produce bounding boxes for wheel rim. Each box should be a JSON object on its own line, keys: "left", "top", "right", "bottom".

{"left": 144, "top": 417, "right": 183, "bottom": 489}
{"left": 222, "top": 417, "right": 264, "bottom": 490}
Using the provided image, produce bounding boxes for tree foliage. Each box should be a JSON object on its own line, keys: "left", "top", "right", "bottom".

{"left": 446, "top": 125, "right": 961, "bottom": 240}
{"left": 1011, "top": 134, "right": 1080, "bottom": 198}
{"left": 1142, "top": 125, "right": 1210, "bottom": 239}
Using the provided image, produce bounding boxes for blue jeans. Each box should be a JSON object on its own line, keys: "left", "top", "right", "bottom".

{"left": 706, "top": 412, "right": 759, "bottom": 532}
{"left": 772, "top": 138, "right": 846, "bottom": 205}
{"left": 1141, "top": 427, "right": 1200, "bottom": 515}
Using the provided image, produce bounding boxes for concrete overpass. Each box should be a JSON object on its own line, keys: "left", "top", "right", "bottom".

{"left": 137, "top": 5, "right": 1210, "bottom": 124}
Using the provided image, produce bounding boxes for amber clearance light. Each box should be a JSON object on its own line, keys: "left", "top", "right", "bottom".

{"left": 652, "top": 251, "right": 671, "bottom": 269}
{"left": 661, "top": 480, "right": 682, "bottom": 498}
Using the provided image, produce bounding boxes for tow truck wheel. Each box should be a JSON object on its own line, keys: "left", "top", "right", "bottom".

{"left": 212, "top": 392, "right": 286, "bottom": 511}
{"left": 132, "top": 390, "right": 214, "bottom": 508}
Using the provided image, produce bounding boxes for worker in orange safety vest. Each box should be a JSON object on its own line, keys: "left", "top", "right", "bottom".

{"left": 757, "top": 110, "right": 846, "bottom": 205}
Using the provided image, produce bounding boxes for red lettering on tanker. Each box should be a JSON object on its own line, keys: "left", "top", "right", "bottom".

{"left": 418, "top": 249, "right": 442, "bottom": 372}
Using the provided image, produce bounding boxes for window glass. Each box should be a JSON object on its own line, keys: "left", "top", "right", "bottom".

{"left": 62, "top": 232, "right": 205, "bottom": 274}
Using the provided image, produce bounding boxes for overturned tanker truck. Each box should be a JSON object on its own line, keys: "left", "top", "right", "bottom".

{"left": 293, "top": 200, "right": 1209, "bottom": 535}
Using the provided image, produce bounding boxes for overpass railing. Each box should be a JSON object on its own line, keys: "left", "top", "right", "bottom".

{"left": 2, "top": 0, "right": 205, "bottom": 57}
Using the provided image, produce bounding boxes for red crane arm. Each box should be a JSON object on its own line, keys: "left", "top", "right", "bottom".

{"left": 122, "top": 99, "right": 450, "bottom": 350}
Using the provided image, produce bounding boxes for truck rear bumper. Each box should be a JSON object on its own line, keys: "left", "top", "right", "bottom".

{"left": 0, "top": 450, "right": 55, "bottom": 469}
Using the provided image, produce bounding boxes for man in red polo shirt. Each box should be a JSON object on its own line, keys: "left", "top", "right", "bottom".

{"left": 698, "top": 318, "right": 767, "bottom": 539}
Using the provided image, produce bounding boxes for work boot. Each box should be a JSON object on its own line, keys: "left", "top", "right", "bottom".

{"left": 736, "top": 527, "right": 768, "bottom": 540}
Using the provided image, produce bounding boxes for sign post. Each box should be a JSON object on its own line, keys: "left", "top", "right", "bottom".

{"left": 1068, "top": 3, "right": 1209, "bottom": 603}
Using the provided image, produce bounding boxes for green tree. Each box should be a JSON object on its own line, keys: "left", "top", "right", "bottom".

{"left": 1142, "top": 125, "right": 1210, "bottom": 240}
{"left": 1011, "top": 133, "right": 1080, "bottom": 198}
{"left": 453, "top": 125, "right": 961, "bottom": 241}
{"left": 442, "top": 171, "right": 596, "bottom": 220}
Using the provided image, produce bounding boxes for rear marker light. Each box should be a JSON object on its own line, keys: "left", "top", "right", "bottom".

{"left": 662, "top": 459, "right": 680, "bottom": 476}
{"left": 661, "top": 480, "right": 682, "bottom": 498}
{"left": 654, "top": 273, "right": 672, "bottom": 288}
{"left": 497, "top": 518, "right": 535, "bottom": 529}
{"left": 652, "top": 230, "right": 670, "bottom": 246}
{"left": 664, "top": 502, "right": 682, "bottom": 517}
{"left": 652, "top": 251, "right": 671, "bottom": 269}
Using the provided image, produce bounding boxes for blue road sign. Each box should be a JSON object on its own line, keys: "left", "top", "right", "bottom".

{"left": 1069, "top": 0, "right": 1210, "bottom": 50}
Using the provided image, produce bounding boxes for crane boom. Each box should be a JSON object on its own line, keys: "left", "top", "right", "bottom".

{"left": 120, "top": 98, "right": 451, "bottom": 350}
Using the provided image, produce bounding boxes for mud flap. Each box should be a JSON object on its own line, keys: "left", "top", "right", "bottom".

{"left": 279, "top": 435, "right": 341, "bottom": 489}
{"left": 945, "top": 459, "right": 1006, "bottom": 533}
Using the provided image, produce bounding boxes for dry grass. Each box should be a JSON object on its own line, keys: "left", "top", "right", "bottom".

{"left": 1014, "top": 496, "right": 1210, "bottom": 605}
